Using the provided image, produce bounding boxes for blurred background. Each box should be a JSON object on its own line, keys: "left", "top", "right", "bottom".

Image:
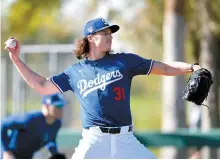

{"left": 1, "top": 0, "right": 220, "bottom": 159}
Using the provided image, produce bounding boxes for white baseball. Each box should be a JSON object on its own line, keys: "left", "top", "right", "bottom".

{"left": 6, "top": 39, "right": 16, "bottom": 48}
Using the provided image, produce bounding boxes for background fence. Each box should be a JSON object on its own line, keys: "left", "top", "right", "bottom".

{"left": 1, "top": 44, "right": 82, "bottom": 129}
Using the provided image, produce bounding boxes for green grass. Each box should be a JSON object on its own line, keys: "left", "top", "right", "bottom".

{"left": 131, "top": 95, "right": 162, "bottom": 130}
{"left": 130, "top": 95, "right": 162, "bottom": 157}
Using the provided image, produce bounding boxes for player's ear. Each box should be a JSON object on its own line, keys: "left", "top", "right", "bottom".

{"left": 87, "top": 35, "right": 93, "bottom": 42}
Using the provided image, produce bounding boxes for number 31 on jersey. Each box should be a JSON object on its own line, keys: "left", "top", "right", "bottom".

{"left": 113, "top": 87, "right": 125, "bottom": 101}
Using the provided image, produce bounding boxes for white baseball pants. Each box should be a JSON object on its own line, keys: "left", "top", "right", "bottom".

{"left": 71, "top": 126, "right": 156, "bottom": 159}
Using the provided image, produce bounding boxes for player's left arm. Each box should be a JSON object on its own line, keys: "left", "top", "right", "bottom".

{"left": 45, "top": 141, "right": 58, "bottom": 155}
{"left": 150, "top": 61, "right": 202, "bottom": 76}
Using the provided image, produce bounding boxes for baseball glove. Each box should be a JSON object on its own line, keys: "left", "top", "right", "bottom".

{"left": 47, "top": 153, "right": 66, "bottom": 159}
{"left": 181, "top": 68, "right": 213, "bottom": 108}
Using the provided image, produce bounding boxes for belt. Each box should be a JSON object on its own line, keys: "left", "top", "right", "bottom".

{"left": 99, "top": 126, "right": 133, "bottom": 134}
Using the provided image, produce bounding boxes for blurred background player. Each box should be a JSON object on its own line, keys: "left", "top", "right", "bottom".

{"left": 1, "top": 93, "right": 67, "bottom": 159}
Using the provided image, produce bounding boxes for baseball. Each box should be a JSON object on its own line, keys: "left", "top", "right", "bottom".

{"left": 6, "top": 39, "right": 16, "bottom": 48}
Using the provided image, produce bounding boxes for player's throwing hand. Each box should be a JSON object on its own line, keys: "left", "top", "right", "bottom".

{"left": 4, "top": 37, "right": 20, "bottom": 61}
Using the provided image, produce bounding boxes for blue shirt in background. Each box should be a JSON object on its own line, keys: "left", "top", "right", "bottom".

{"left": 1, "top": 111, "right": 61, "bottom": 158}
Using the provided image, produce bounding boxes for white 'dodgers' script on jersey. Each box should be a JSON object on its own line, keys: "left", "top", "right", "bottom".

{"left": 77, "top": 70, "right": 123, "bottom": 97}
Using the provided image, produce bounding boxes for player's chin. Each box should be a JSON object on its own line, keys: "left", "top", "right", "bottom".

{"left": 105, "top": 45, "right": 112, "bottom": 52}
{"left": 55, "top": 114, "right": 62, "bottom": 119}
{"left": 105, "top": 48, "right": 111, "bottom": 52}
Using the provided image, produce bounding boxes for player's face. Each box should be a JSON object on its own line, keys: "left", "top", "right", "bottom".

{"left": 49, "top": 106, "right": 63, "bottom": 119}
{"left": 92, "top": 28, "right": 113, "bottom": 52}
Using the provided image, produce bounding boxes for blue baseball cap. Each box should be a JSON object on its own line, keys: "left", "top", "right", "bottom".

{"left": 84, "top": 17, "right": 120, "bottom": 37}
{"left": 42, "top": 93, "right": 67, "bottom": 108}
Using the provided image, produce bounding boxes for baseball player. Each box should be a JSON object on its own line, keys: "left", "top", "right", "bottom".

{"left": 5, "top": 17, "right": 202, "bottom": 159}
{"left": 1, "top": 93, "right": 66, "bottom": 159}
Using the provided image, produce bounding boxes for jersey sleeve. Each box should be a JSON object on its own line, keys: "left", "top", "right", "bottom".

{"left": 51, "top": 66, "right": 74, "bottom": 93}
{"left": 122, "top": 53, "right": 154, "bottom": 77}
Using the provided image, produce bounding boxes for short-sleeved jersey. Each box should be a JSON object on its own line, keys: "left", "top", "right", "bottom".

{"left": 51, "top": 53, "right": 153, "bottom": 128}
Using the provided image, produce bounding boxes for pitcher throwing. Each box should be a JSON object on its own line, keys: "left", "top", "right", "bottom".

{"left": 5, "top": 17, "right": 203, "bottom": 159}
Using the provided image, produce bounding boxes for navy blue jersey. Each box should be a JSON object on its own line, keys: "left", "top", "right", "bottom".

{"left": 1, "top": 111, "right": 61, "bottom": 158}
{"left": 52, "top": 53, "right": 153, "bottom": 128}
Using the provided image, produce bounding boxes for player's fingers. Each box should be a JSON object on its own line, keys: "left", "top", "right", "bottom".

{"left": 4, "top": 43, "right": 10, "bottom": 50}
{"left": 14, "top": 39, "right": 20, "bottom": 49}
{"left": 4, "top": 43, "right": 16, "bottom": 52}
{"left": 5, "top": 47, "right": 14, "bottom": 52}
{"left": 4, "top": 37, "right": 15, "bottom": 45}
{"left": 13, "top": 39, "right": 19, "bottom": 45}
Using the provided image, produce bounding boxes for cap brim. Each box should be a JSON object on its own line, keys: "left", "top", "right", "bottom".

{"left": 51, "top": 101, "right": 68, "bottom": 108}
{"left": 96, "top": 25, "right": 120, "bottom": 34}
{"left": 109, "top": 25, "right": 120, "bottom": 33}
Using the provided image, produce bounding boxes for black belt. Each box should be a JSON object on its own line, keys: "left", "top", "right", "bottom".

{"left": 99, "top": 126, "right": 133, "bottom": 134}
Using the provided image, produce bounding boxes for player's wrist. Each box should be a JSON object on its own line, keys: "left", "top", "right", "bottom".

{"left": 11, "top": 56, "right": 21, "bottom": 63}
{"left": 191, "top": 63, "right": 201, "bottom": 72}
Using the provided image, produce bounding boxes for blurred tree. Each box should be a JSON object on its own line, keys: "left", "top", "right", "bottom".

{"left": 185, "top": 0, "right": 220, "bottom": 61}
{"left": 2, "top": 0, "right": 73, "bottom": 45}
{"left": 116, "top": 0, "right": 164, "bottom": 52}
{"left": 160, "top": 0, "right": 187, "bottom": 158}
{"left": 184, "top": 1, "right": 220, "bottom": 158}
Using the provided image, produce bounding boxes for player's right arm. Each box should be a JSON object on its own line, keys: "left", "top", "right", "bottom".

{"left": 4, "top": 38, "right": 59, "bottom": 95}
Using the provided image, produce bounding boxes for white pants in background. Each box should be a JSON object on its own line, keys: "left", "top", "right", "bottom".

{"left": 71, "top": 126, "right": 156, "bottom": 159}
